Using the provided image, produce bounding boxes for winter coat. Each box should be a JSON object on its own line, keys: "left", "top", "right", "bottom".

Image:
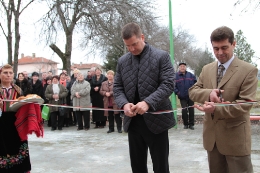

{"left": 99, "top": 80, "right": 119, "bottom": 116}
{"left": 113, "top": 43, "right": 176, "bottom": 134}
{"left": 71, "top": 80, "right": 91, "bottom": 111}
{"left": 174, "top": 71, "right": 197, "bottom": 100}
{"left": 45, "top": 84, "right": 68, "bottom": 113}
{"left": 31, "top": 79, "right": 44, "bottom": 99}
{"left": 15, "top": 79, "right": 32, "bottom": 96}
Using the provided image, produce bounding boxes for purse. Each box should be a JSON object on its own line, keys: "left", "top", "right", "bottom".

{"left": 58, "top": 98, "right": 68, "bottom": 116}
{"left": 58, "top": 107, "right": 66, "bottom": 116}
{"left": 42, "top": 105, "right": 50, "bottom": 120}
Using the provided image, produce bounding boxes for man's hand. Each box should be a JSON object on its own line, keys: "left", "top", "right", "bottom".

{"left": 131, "top": 101, "right": 149, "bottom": 115}
{"left": 123, "top": 103, "right": 135, "bottom": 117}
{"left": 194, "top": 101, "right": 215, "bottom": 113}
{"left": 209, "top": 89, "right": 224, "bottom": 103}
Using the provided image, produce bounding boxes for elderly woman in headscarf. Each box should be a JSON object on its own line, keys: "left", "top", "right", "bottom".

{"left": 71, "top": 72, "right": 91, "bottom": 130}
{"left": 45, "top": 75, "right": 68, "bottom": 131}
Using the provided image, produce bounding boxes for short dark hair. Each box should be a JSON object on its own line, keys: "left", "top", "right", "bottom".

{"left": 121, "top": 22, "right": 142, "bottom": 40}
{"left": 52, "top": 75, "right": 59, "bottom": 81}
{"left": 179, "top": 62, "right": 186, "bottom": 66}
{"left": 32, "top": 72, "right": 39, "bottom": 77}
{"left": 210, "top": 26, "right": 234, "bottom": 44}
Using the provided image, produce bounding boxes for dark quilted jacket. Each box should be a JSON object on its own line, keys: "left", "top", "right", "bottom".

{"left": 113, "top": 43, "right": 176, "bottom": 134}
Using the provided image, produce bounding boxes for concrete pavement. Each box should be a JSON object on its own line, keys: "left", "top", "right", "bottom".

{"left": 28, "top": 122, "right": 260, "bottom": 173}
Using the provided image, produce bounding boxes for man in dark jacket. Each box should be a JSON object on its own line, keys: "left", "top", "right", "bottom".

{"left": 174, "top": 62, "right": 197, "bottom": 130}
{"left": 113, "top": 22, "right": 176, "bottom": 173}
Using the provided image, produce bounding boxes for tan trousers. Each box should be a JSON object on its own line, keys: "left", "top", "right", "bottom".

{"left": 207, "top": 144, "right": 253, "bottom": 173}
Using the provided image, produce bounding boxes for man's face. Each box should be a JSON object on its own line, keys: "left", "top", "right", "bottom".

{"left": 32, "top": 75, "right": 39, "bottom": 81}
{"left": 179, "top": 65, "right": 186, "bottom": 73}
{"left": 42, "top": 73, "right": 47, "bottom": 80}
{"left": 123, "top": 34, "right": 145, "bottom": 55}
{"left": 23, "top": 72, "right": 28, "bottom": 78}
{"left": 212, "top": 39, "right": 235, "bottom": 64}
{"left": 1, "top": 68, "right": 14, "bottom": 84}
{"left": 91, "top": 70, "right": 95, "bottom": 76}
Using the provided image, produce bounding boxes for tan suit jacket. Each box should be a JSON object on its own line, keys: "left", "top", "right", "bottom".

{"left": 189, "top": 57, "right": 258, "bottom": 156}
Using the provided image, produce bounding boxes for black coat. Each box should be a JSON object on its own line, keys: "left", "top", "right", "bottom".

{"left": 91, "top": 74, "right": 107, "bottom": 122}
{"left": 31, "top": 79, "right": 44, "bottom": 98}
{"left": 113, "top": 43, "right": 176, "bottom": 134}
{"left": 15, "top": 79, "right": 32, "bottom": 96}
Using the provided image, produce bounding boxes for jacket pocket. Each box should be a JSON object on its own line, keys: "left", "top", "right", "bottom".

{"left": 226, "top": 120, "right": 246, "bottom": 128}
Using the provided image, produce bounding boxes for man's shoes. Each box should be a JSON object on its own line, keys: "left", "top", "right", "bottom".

{"left": 51, "top": 128, "right": 56, "bottom": 131}
{"left": 107, "top": 129, "right": 114, "bottom": 133}
{"left": 184, "top": 125, "right": 188, "bottom": 129}
{"left": 77, "top": 128, "right": 83, "bottom": 131}
{"left": 189, "top": 125, "right": 194, "bottom": 130}
{"left": 118, "top": 130, "right": 122, "bottom": 133}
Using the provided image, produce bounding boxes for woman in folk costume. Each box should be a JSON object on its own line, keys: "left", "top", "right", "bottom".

{"left": 0, "top": 64, "right": 31, "bottom": 173}
{"left": 100, "top": 70, "right": 122, "bottom": 133}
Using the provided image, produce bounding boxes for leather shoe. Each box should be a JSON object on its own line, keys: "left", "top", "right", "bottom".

{"left": 189, "top": 126, "right": 194, "bottom": 130}
{"left": 77, "top": 128, "right": 83, "bottom": 131}
{"left": 118, "top": 130, "right": 122, "bottom": 133}
{"left": 107, "top": 129, "right": 114, "bottom": 133}
{"left": 184, "top": 125, "right": 188, "bottom": 129}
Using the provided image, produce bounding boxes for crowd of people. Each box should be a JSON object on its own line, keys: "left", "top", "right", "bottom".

{"left": 13, "top": 67, "right": 123, "bottom": 133}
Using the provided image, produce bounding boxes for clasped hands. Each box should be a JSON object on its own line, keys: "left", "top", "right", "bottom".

{"left": 123, "top": 101, "right": 149, "bottom": 117}
{"left": 194, "top": 89, "right": 230, "bottom": 113}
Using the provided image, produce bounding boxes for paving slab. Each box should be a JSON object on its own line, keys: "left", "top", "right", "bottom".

{"left": 28, "top": 123, "right": 260, "bottom": 173}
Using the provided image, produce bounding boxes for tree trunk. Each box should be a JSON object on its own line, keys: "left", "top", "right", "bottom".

{"left": 13, "top": 2, "right": 20, "bottom": 78}
{"left": 65, "top": 32, "right": 73, "bottom": 75}
{"left": 7, "top": 1, "right": 13, "bottom": 65}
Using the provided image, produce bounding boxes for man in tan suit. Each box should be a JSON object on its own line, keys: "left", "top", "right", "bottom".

{"left": 189, "top": 26, "right": 258, "bottom": 173}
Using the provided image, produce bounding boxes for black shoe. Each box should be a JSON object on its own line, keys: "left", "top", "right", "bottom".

{"left": 77, "top": 128, "right": 83, "bottom": 131}
{"left": 184, "top": 125, "right": 188, "bottom": 129}
{"left": 51, "top": 128, "right": 56, "bottom": 131}
{"left": 189, "top": 126, "right": 194, "bottom": 130}
{"left": 118, "top": 130, "right": 122, "bottom": 133}
{"left": 107, "top": 129, "right": 114, "bottom": 133}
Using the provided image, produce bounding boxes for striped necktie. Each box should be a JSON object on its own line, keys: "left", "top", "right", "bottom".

{"left": 217, "top": 64, "right": 225, "bottom": 85}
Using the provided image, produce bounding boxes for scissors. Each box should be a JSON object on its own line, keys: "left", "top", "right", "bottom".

{"left": 218, "top": 88, "right": 223, "bottom": 102}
